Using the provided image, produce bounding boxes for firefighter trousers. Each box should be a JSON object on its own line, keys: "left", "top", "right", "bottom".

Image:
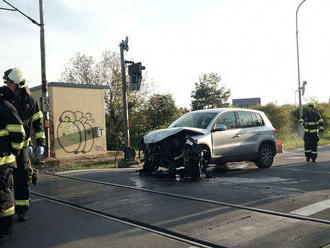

{"left": 13, "top": 147, "right": 30, "bottom": 215}
{"left": 304, "top": 133, "right": 319, "bottom": 161}
{"left": 0, "top": 166, "right": 14, "bottom": 235}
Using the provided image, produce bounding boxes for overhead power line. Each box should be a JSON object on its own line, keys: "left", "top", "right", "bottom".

{"left": 2, "top": 0, "right": 40, "bottom": 26}
{"left": 0, "top": 7, "right": 15, "bottom": 11}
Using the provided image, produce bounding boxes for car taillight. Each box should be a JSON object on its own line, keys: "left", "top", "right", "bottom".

{"left": 272, "top": 129, "right": 277, "bottom": 134}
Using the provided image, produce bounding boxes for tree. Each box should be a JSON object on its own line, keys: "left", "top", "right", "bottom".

{"left": 191, "top": 73, "right": 230, "bottom": 110}
{"left": 61, "top": 52, "right": 96, "bottom": 85}
{"left": 129, "top": 95, "right": 189, "bottom": 148}
{"left": 144, "top": 94, "right": 177, "bottom": 129}
{"left": 172, "top": 107, "right": 190, "bottom": 121}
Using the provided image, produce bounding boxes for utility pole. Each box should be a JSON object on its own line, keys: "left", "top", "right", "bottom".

{"left": 39, "top": 0, "right": 50, "bottom": 157}
{"left": 296, "top": 0, "right": 308, "bottom": 137}
{"left": 1, "top": 0, "right": 50, "bottom": 156}
{"left": 119, "top": 37, "right": 135, "bottom": 160}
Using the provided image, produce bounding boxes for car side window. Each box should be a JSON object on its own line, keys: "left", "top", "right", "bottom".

{"left": 251, "top": 113, "right": 264, "bottom": 126}
{"left": 256, "top": 113, "right": 265, "bottom": 126}
{"left": 215, "top": 112, "right": 237, "bottom": 129}
{"left": 237, "top": 111, "right": 254, "bottom": 128}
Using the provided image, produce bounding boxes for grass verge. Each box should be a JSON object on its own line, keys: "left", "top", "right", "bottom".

{"left": 35, "top": 160, "right": 118, "bottom": 172}
{"left": 59, "top": 163, "right": 117, "bottom": 170}
{"left": 278, "top": 132, "right": 330, "bottom": 150}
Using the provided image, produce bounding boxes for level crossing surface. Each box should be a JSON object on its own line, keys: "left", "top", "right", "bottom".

{"left": 4, "top": 145, "right": 330, "bottom": 248}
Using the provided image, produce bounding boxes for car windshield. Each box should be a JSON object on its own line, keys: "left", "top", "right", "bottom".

{"left": 169, "top": 112, "right": 217, "bottom": 129}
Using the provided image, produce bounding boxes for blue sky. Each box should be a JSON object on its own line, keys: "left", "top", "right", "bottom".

{"left": 0, "top": 0, "right": 329, "bottom": 108}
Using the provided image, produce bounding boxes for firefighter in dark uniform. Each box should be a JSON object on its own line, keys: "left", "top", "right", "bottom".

{"left": 300, "top": 102, "right": 324, "bottom": 163}
{"left": 2, "top": 67, "right": 45, "bottom": 222}
{"left": 0, "top": 74, "right": 25, "bottom": 241}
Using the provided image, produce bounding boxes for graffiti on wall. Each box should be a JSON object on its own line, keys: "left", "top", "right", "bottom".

{"left": 57, "top": 111, "right": 96, "bottom": 154}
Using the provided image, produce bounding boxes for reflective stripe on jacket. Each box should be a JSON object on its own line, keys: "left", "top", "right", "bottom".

{"left": 15, "top": 199, "right": 30, "bottom": 206}
{"left": 0, "top": 206, "right": 15, "bottom": 218}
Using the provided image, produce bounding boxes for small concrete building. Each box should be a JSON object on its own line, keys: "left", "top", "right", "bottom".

{"left": 30, "top": 82, "right": 108, "bottom": 159}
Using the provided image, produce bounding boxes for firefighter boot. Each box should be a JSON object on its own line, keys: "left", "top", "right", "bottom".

{"left": 16, "top": 206, "right": 28, "bottom": 222}
{"left": 0, "top": 215, "right": 14, "bottom": 242}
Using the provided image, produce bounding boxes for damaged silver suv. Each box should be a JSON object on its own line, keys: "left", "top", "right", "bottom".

{"left": 140, "top": 108, "right": 277, "bottom": 179}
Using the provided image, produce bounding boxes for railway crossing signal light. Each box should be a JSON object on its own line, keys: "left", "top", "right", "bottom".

{"left": 128, "top": 62, "right": 145, "bottom": 91}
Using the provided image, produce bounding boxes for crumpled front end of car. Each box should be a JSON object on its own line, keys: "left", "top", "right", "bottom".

{"left": 140, "top": 127, "right": 207, "bottom": 180}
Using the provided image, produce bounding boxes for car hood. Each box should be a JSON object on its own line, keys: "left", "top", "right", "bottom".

{"left": 143, "top": 127, "right": 206, "bottom": 144}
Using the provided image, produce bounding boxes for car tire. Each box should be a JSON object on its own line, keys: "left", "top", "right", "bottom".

{"left": 255, "top": 144, "right": 274, "bottom": 168}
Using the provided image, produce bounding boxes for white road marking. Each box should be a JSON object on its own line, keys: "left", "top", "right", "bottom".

{"left": 290, "top": 199, "right": 330, "bottom": 216}
{"left": 285, "top": 156, "right": 304, "bottom": 160}
{"left": 215, "top": 177, "right": 288, "bottom": 184}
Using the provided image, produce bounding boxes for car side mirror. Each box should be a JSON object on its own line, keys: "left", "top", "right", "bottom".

{"left": 212, "top": 124, "right": 227, "bottom": 132}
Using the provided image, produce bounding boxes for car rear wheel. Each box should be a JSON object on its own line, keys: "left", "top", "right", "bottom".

{"left": 255, "top": 144, "right": 274, "bottom": 168}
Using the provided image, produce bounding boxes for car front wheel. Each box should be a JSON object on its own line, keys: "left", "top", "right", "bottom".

{"left": 255, "top": 144, "right": 274, "bottom": 168}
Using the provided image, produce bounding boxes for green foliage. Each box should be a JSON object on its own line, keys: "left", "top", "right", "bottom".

{"left": 314, "top": 103, "right": 330, "bottom": 132}
{"left": 172, "top": 107, "right": 190, "bottom": 123}
{"left": 251, "top": 102, "right": 330, "bottom": 149}
{"left": 191, "top": 73, "right": 230, "bottom": 110}
{"left": 144, "top": 94, "right": 177, "bottom": 129}
{"left": 129, "top": 103, "right": 149, "bottom": 148}
{"left": 130, "top": 94, "right": 181, "bottom": 148}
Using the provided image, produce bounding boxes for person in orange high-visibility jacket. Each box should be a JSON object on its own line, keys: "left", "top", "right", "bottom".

{"left": 0, "top": 81, "right": 25, "bottom": 242}
{"left": 2, "top": 67, "right": 45, "bottom": 222}
{"left": 300, "top": 102, "right": 324, "bottom": 163}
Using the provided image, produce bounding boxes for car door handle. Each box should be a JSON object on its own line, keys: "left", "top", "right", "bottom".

{"left": 232, "top": 134, "right": 240, "bottom": 138}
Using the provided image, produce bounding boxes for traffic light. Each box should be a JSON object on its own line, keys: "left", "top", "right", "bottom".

{"left": 128, "top": 62, "right": 145, "bottom": 91}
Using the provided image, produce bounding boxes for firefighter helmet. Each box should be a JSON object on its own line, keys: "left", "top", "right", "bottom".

{"left": 3, "top": 67, "right": 27, "bottom": 88}
{"left": 307, "top": 102, "right": 315, "bottom": 108}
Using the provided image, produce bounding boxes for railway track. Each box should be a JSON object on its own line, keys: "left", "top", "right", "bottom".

{"left": 31, "top": 190, "right": 227, "bottom": 248}
{"left": 29, "top": 170, "right": 330, "bottom": 248}
{"left": 38, "top": 171, "right": 330, "bottom": 225}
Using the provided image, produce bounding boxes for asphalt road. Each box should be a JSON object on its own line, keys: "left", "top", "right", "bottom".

{"left": 5, "top": 145, "right": 330, "bottom": 248}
